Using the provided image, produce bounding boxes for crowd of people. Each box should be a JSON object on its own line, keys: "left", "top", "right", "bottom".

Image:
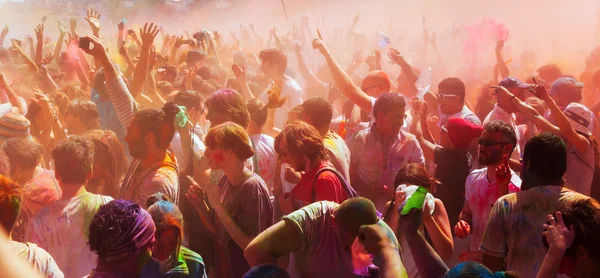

{"left": 1, "top": 4, "right": 600, "bottom": 278}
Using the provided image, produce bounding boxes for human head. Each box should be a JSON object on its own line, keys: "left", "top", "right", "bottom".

{"left": 445, "top": 262, "right": 519, "bottom": 278}
{"left": 174, "top": 90, "right": 205, "bottom": 126}
{"left": 186, "top": 49, "right": 207, "bottom": 67}
{"left": 372, "top": 92, "right": 406, "bottom": 137}
{"left": 51, "top": 136, "right": 94, "bottom": 185}
{"left": 247, "top": 98, "right": 268, "bottom": 127}
{"left": 444, "top": 118, "right": 483, "bottom": 150}
{"left": 0, "top": 174, "right": 22, "bottom": 233}
{"left": 1, "top": 138, "right": 44, "bottom": 182}
{"left": 361, "top": 70, "right": 391, "bottom": 98}
{"left": 0, "top": 112, "right": 30, "bottom": 144}
{"left": 243, "top": 264, "right": 290, "bottom": 278}
{"left": 62, "top": 83, "right": 88, "bottom": 100}
{"left": 300, "top": 97, "right": 333, "bottom": 134}
{"left": 83, "top": 130, "right": 127, "bottom": 198}
{"left": 259, "top": 48, "right": 287, "bottom": 78}
{"left": 551, "top": 77, "right": 584, "bottom": 107}
{"left": 554, "top": 198, "right": 600, "bottom": 277}
{"left": 156, "top": 81, "right": 175, "bottom": 97}
{"left": 88, "top": 200, "right": 155, "bottom": 269}
{"left": 564, "top": 103, "right": 593, "bottom": 136}
{"left": 158, "top": 65, "right": 177, "bottom": 84}
{"left": 205, "top": 89, "right": 249, "bottom": 128}
{"left": 334, "top": 197, "right": 379, "bottom": 249}
{"left": 64, "top": 99, "right": 100, "bottom": 134}
{"left": 393, "top": 163, "right": 440, "bottom": 194}
{"left": 146, "top": 199, "right": 183, "bottom": 261}
{"left": 437, "top": 77, "right": 466, "bottom": 115}
{"left": 478, "top": 121, "right": 517, "bottom": 166}
{"left": 204, "top": 122, "right": 254, "bottom": 169}
{"left": 275, "top": 121, "right": 327, "bottom": 172}
{"left": 537, "top": 64, "right": 562, "bottom": 84}
{"left": 125, "top": 102, "right": 179, "bottom": 160}
{"left": 521, "top": 133, "right": 567, "bottom": 189}
{"left": 497, "top": 77, "right": 530, "bottom": 112}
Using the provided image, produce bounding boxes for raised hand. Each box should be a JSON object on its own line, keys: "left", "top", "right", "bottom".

{"left": 41, "top": 53, "right": 55, "bottom": 65}
{"left": 78, "top": 36, "right": 107, "bottom": 59}
{"left": 34, "top": 23, "right": 44, "bottom": 41}
{"left": 531, "top": 84, "right": 550, "bottom": 101}
{"left": 30, "top": 91, "right": 54, "bottom": 122}
{"left": 495, "top": 155, "right": 511, "bottom": 188}
{"left": 542, "top": 211, "right": 575, "bottom": 252}
{"left": 118, "top": 45, "right": 130, "bottom": 58}
{"left": 267, "top": 78, "right": 286, "bottom": 108}
{"left": 293, "top": 40, "right": 303, "bottom": 53}
{"left": 328, "top": 83, "right": 343, "bottom": 102}
{"left": 388, "top": 48, "right": 404, "bottom": 65}
{"left": 139, "top": 23, "right": 160, "bottom": 47}
{"left": 353, "top": 12, "right": 360, "bottom": 25}
{"left": 127, "top": 29, "right": 136, "bottom": 37}
{"left": 65, "top": 33, "right": 77, "bottom": 47}
{"left": 85, "top": 8, "right": 101, "bottom": 35}
{"left": 1, "top": 25, "right": 8, "bottom": 38}
{"left": 312, "top": 29, "right": 327, "bottom": 55}
{"left": 185, "top": 176, "right": 207, "bottom": 209}
{"left": 149, "top": 45, "right": 157, "bottom": 69}
{"left": 232, "top": 64, "right": 247, "bottom": 82}
{"left": 69, "top": 18, "right": 77, "bottom": 34}
{"left": 58, "top": 20, "right": 67, "bottom": 35}
{"left": 366, "top": 50, "right": 381, "bottom": 66}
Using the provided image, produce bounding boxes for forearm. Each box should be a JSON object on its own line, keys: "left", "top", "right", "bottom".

{"left": 323, "top": 50, "right": 372, "bottom": 112}
{"left": 40, "top": 73, "right": 60, "bottom": 95}
{"left": 295, "top": 51, "right": 323, "bottom": 86}
{"left": 17, "top": 50, "right": 39, "bottom": 72}
{"left": 194, "top": 204, "right": 217, "bottom": 235}
{"left": 54, "top": 33, "right": 65, "bottom": 63}
{"left": 273, "top": 34, "right": 286, "bottom": 53}
{"left": 146, "top": 70, "right": 166, "bottom": 107}
{"left": 75, "top": 61, "right": 90, "bottom": 88}
{"left": 213, "top": 203, "right": 253, "bottom": 249}
{"left": 495, "top": 51, "right": 509, "bottom": 79}
{"left": 102, "top": 52, "right": 135, "bottom": 129}
{"left": 545, "top": 97, "right": 579, "bottom": 138}
{"left": 377, "top": 247, "right": 406, "bottom": 278}
{"left": 238, "top": 79, "right": 255, "bottom": 99}
{"left": 397, "top": 58, "right": 419, "bottom": 88}
{"left": 536, "top": 247, "right": 565, "bottom": 278}
{"left": 404, "top": 231, "right": 449, "bottom": 277}
{"left": 422, "top": 217, "right": 453, "bottom": 259}
{"left": 4, "top": 86, "right": 24, "bottom": 113}
{"left": 35, "top": 38, "right": 43, "bottom": 65}
{"left": 52, "top": 119, "right": 67, "bottom": 142}
{"left": 130, "top": 45, "right": 151, "bottom": 99}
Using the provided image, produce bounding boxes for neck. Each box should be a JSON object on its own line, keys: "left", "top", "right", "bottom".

{"left": 94, "top": 258, "right": 142, "bottom": 278}
{"left": 447, "top": 105, "right": 463, "bottom": 115}
{"left": 486, "top": 165, "right": 500, "bottom": 183}
{"left": 247, "top": 122, "right": 263, "bottom": 136}
{"left": 13, "top": 166, "right": 38, "bottom": 186}
{"left": 61, "top": 183, "right": 87, "bottom": 199}
{"left": 223, "top": 160, "right": 249, "bottom": 185}
{"left": 140, "top": 149, "right": 168, "bottom": 170}
{"left": 498, "top": 102, "right": 515, "bottom": 114}
{"left": 304, "top": 159, "right": 320, "bottom": 173}
{"left": 317, "top": 127, "right": 329, "bottom": 138}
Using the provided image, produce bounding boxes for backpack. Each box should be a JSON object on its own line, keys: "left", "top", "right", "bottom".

{"left": 311, "top": 166, "right": 359, "bottom": 202}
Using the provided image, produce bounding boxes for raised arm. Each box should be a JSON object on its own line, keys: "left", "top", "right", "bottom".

{"left": 54, "top": 22, "right": 67, "bottom": 64}
{"left": 534, "top": 84, "right": 590, "bottom": 153}
{"left": 0, "top": 73, "right": 26, "bottom": 114}
{"left": 312, "top": 31, "right": 373, "bottom": 113}
{"left": 232, "top": 64, "right": 256, "bottom": 99}
{"left": 81, "top": 36, "right": 135, "bottom": 129}
{"left": 130, "top": 23, "right": 160, "bottom": 100}
{"left": 495, "top": 40, "right": 509, "bottom": 79}
{"left": 0, "top": 25, "right": 7, "bottom": 47}
{"left": 410, "top": 99, "right": 436, "bottom": 161}
{"left": 293, "top": 41, "right": 326, "bottom": 88}
{"left": 11, "top": 39, "right": 38, "bottom": 72}
{"left": 389, "top": 48, "right": 419, "bottom": 92}
{"left": 84, "top": 8, "right": 101, "bottom": 38}
{"left": 34, "top": 24, "right": 44, "bottom": 65}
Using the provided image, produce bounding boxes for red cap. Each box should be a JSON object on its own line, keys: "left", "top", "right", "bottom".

{"left": 446, "top": 118, "right": 483, "bottom": 150}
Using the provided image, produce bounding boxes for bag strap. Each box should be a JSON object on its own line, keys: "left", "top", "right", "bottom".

{"left": 311, "top": 166, "right": 358, "bottom": 202}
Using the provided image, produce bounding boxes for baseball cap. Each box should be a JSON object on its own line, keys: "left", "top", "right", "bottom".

{"left": 550, "top": 77, "right": 584, "bottom": 96}
{"left": 446, "top": 118, "right": 484, "bottom": 150}
{"left": 499, "top": 77, "right": 532, "bottom": 89}
{"left": 564, "top": 102, "right": 593, "bottom": 136}
{"left": 361, "top": 70, "right": 391, "bottom": 94}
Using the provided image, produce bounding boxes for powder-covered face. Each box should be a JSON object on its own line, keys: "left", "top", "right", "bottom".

{"left": 205, "top": 146, "right": 227, "bottom": 170}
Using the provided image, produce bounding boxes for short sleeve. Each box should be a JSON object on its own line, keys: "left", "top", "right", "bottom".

{"left": 464, "top": 172, "right": 475, "bottom": 201}
{"left": 283, "top": 202, "right": 330, "bottom": 252}
{"left": 480, "top": 197, "right": 510, "bottom": 257}
{"left": 408, "top": 139, "right": 425, "bottom": 165}
{"left": 237, "top": 177, "right": 274, "bottom": 237}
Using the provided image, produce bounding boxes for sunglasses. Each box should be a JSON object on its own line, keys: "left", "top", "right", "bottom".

{"left": 478, "top": 138, "right": 510, "bottom": 147}
{"left": 436, "top": 94, "right": 459, "bottom": 101}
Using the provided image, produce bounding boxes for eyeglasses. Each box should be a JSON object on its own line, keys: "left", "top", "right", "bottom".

{"left": 436, "top": 94, "right": 459, "bottom": 101}
{"left": 478, "top": 138, "right": 510, "bottom": 147}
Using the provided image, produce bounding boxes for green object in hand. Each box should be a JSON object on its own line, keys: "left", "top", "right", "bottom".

{"left": 400, "top": 186, "right": 428, "bottom": 215}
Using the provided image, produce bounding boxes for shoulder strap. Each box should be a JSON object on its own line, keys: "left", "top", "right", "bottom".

{"left": 311, "top": 166, "right": 359, "bottom": 202}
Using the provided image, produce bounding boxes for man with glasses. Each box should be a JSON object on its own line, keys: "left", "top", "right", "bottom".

{"left": 347, "top": 92, "right": 424, "bottom": 211}
{"left": 436, "top": 77, "right": 481, "bottom": 127}
{"left": 454, "top": 121, "right": 522, "bottom": 263}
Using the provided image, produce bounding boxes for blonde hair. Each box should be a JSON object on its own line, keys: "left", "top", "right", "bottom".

{"left": 204, "top": 122, "right": 254, "bottom": 161}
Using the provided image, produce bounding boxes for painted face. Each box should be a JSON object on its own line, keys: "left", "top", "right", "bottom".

{"left": 205, "top": 146, "right": 227, "bottom": 170}
{"left": 152, "top": 227, "right": 179, "bottom": 261}
{"left": 125, "top": 120, "right": 148, "bottom": 159}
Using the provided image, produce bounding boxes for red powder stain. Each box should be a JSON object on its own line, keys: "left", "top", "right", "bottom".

{"left": 211, "top": 150, "right": 226, "bottom": 165}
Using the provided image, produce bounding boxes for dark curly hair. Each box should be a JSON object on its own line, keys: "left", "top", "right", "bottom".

{"left": 51, "top": 136, "right": 95, "bottom": 184}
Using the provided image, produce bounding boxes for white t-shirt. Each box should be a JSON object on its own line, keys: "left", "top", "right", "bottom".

{"left": 260, "top": 75, "right": 304, "bottom": 129}
{"left": 465, "top": 168, "right": 521, "bottom": 251}
{"left": 6, "top": 241, "right": 64, "bottom": 278}
{"left": 171, "top": 125, "right": 206, "bottom": 172}
{"left": 25, "top": 192, "right": 113, "bottom": 278}
{"left": 438, "top": 105, "right": 481, "bottom": 127}
{"left": 250, "top": 134, "right": 277, "bottom": 189}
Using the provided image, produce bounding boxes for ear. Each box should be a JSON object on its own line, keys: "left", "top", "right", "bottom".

{"left": 576, "top": 245, "right": 589, "bottom": 260}
{"left": 145, "top": 132, "right": 156, "bottom": 146}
